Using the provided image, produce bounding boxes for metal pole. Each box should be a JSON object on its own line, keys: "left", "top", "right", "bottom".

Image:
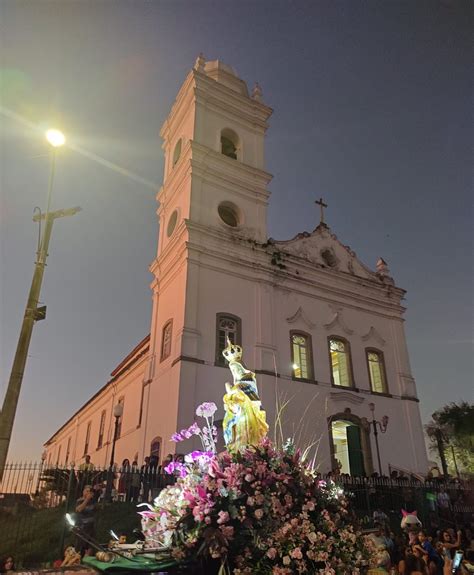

{"left": 105, "top": 417, "right": 119, "bottom": 502}
{"left": 372, "top": 419, "right": 383, "bottom": 476}
{"left": 0, "top": 212, "right": 55, "bottom": 479}
{"left": 59, "top": 464, "right": 76, "bottom": 555}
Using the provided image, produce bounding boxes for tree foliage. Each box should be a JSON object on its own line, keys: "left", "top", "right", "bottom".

{"left": 426, "top": 401, "right": 474, "bottom": 473}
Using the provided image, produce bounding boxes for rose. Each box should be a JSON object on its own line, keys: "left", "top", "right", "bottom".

{"left": 267, "top": 548, "right": 277, "bottom": 560}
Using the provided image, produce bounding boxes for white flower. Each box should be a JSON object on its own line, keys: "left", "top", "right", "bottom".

{"left": 196, "top": 402, "right": 218, "bottom": 418}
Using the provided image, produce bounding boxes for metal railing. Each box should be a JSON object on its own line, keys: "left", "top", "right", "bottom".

{"left": 0, "top": 462, "right": 472, "bottom": 567}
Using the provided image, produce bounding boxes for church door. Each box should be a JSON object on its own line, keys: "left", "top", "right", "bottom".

{"left": 346, "top": 425, "right": 365, "bottom": 476}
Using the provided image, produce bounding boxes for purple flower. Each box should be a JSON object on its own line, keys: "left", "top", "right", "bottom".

{"left": 187, "top": 422, "right": 201, "bottom": 436}
{"left": 196, "top": 402, "right": 217, "bottom": 418}
{"left": 164, "top": 461, "right": 187, "bottom": 478}
{"left": 171, "top": 432, "right": 184, "bottom": 442}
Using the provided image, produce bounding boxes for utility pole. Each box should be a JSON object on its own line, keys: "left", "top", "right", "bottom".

{"left": 0, "top": 204, "right": 80, "bottom": 479}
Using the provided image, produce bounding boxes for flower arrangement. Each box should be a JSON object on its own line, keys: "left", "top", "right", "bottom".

{"left": 139, "top": 403, "right": 375, "bottom": 574}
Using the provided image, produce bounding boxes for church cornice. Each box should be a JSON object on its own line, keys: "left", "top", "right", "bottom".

{"left": 181, "top": 226, "right": 407, "bottom": 318}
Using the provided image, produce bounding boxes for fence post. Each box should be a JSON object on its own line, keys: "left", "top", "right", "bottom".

{"left": 58, "top": 465, "right": 75, "bottom": 556}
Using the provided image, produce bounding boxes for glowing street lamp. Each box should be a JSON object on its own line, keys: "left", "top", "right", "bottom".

{"left": 45, "top": 129, "right": 66, "bottom": 148}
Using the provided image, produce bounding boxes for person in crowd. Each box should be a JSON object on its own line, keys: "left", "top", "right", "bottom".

{"left": 403, "top": 552, "right": 428, "bottom": 575}
{"left": 129, "top": 459, "right": 140, "bottom": 502}
{"left": 75, "top": 484, "right": 97, "bottom": 557}
{"left": 0, "top": 557, "right": 15, "bottom": 574}
{"left": 118, "top": 458, "right": 131, "bottom": 501}
{"left": 374, "top": 506, "right": 390, "bottom": 526}
{"left": 418, "top": 530, "right": 443, "bottom": 575}
{"left": 77, "top": 454, "right": 95, "bottom": 495}
{"left": 440, "top": 529, "right": 462, "bottom": 560}
{"left": 140, "top": 456, "right": 151, "bottom": 502}
{"left": 150, "top": 454, "right": 161, "bottom": 500}
{"left": 437, "top": 489, "right": 451, "bottom": 518}
{"left": 79, "top": 454, "right": 95, "bottom": 472}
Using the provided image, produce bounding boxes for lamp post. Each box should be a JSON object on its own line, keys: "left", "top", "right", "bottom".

{"left": 0, "top": 130, "right": 81, "bottom": 480}
{"left": 105, "top": 402, "right": 124, "bottom": 502}
{"left": 368, "top": 402, "right": 389, "bottom": 476}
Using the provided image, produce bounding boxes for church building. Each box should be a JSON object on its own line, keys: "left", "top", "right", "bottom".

{"left": 43, "top": 56, "right": 428, "bottom": 477}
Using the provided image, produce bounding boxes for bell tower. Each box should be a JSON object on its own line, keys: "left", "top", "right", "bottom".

{"left": 141, "top": 56, "right": 273, "bottom": 457}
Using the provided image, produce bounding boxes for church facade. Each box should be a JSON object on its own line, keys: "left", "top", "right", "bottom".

{"left": 43, "top": 57, "right": 428, "bottom": 477}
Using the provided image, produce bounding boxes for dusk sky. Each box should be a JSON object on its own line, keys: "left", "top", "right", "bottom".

{"left": 1, "top": 0, "right": 472, "bottom": 462}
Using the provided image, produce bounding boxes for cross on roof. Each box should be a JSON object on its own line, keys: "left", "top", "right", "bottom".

{"left": 315, "top": 197, "right": 328, "bottom": 225}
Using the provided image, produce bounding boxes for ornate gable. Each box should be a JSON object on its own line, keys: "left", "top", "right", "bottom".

{"left": 270, "top": 224, "right": 387, "bottom": 282}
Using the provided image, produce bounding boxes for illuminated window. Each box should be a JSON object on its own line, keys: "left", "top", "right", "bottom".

{"left": 97, "top": 410, "right": 106, "bottom": 449}
{"left": 366, "top": 349, "right": 388, "bottom": 394}
{"left": 216, "top": 313, "right": 241, "bottom": 365}
{"left": 329, "top": 338, "right": 353, "bottom": 387}
{"left": 291, "top": 332, "right": 313, "bottom": 379}
{"left": 83, "top": 421, "right": 92, "bottom": 456}
{"left": 160, "top": 320, "right": 173, "bottom": 362}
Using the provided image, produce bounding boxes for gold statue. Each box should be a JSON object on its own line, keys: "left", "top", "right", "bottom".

{"left": 222, "top": 338, "right": 268, "bottom": 451}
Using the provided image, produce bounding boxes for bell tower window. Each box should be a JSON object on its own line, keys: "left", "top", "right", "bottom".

{"left": 220, "top": 128, "right": 239, "bottom": 160}
{"left": 172, "top": 139, "right": 182, "bottom": 167}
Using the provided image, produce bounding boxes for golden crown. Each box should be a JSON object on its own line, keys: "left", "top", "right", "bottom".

{"left": 222, "top": 337, "right": 242, "bottom": 362}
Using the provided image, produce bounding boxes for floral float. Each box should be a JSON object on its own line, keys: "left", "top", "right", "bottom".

{"left": 139, "top": 339, "right": 375, "bottom": 574}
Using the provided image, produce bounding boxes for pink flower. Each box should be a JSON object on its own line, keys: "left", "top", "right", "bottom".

{"left": 217, "top": 510, "right": 230, "bottom": 524}
{"left": 254, "top": 508, "right": 264, "bottom": 520}
{"left": 290, "top": 547, "right": 303, "bottom": 560}
{"left": 282, "top": 555, "right": 291, "bottom": 566}
{"left": 267, "top": 547, "right": 277, "bottom": 559}
{"left": 196, "top": 402, "right": 217, "bottom": 418}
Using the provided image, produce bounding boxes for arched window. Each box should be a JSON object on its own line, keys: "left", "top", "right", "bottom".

{"left": 83, "top": 421, "right": 92, "bottom": 456}
{"left": 97, "top": 410, "right": 106, "bottom": 449}
{"left": 220, "top": 128, "right": 239, "bottom": 160}
{"left": 366, "top": 349, "right": 388, "bottom": 394}
{"left": 290, "top": 331, "right": 313, "bottom": 380}
{"left": 160, "top": 320, "right": 173, "bottom": 362}
{"left": 172, "top": 139, "right": 182, "bottom": 167}
{"left": 216, "top": 313, "right": 241, "bottom": 365}
{"left": 56, "top": 445, "right": 62, "bottom": 467}
{"left": 329, "top": 337, "right": 353, "bottom": 387}
{"left": 150, "top": 437, "right": 162, "bottom": 461}
{"left": 116, "top": 397, "right": 125, "bottom": 438}
{"left": 65, "top": 437, "right": 71, "bottom": 466}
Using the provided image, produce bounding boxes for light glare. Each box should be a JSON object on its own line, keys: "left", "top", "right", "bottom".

{"left": 46, "top": 129, "right": 65, "bottom": 147}
{"left": 65, "top": 512, "right": 75, "bottom": 526}
{"left": 292, "top": 363, "right": 299, "bottom": 370}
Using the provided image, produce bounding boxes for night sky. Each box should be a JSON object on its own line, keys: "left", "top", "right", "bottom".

{"left": 1, "top": 1, "right": 472, "bottom": 461}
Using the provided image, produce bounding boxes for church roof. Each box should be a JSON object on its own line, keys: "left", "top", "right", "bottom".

{"left": 269, "top": 223, "right": 395, "bottom": 286}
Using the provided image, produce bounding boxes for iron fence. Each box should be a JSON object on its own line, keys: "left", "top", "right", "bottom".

{"left": 0, "top": 462, "right": 472, "bottom": 567}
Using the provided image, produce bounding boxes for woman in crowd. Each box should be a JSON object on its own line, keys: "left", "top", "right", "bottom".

{"left": 0, "top": 557, "right": 15, "bottom": 574}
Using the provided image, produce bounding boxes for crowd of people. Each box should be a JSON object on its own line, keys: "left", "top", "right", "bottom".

{"left": 74, "top": 452, "right": 180, "bottom": 504}
{"left": 369, "top": 519, "right": 474, "bottom": 575}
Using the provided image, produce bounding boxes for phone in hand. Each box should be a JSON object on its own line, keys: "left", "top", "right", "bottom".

{"left": 452, "top": 551, "right": 464, "bottom": 573}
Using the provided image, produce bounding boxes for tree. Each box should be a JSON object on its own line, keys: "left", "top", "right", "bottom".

{"left": 425, "top": 401, "right": 474, "bottom": 474}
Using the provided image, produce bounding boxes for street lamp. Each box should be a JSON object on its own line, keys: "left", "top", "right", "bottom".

{"left": 0, "top": 129, "right": 80, "bottom": 481}
{"left": 45, "top": 129, "right": 66, "bottom": 148}
{"left": 368, "top": 402, "right": 389, "bottom": 476}
{"left": 105, "top": 402, "right": 124, "bottom": 501}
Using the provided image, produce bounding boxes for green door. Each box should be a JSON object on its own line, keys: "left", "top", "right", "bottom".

{"left": 347, "top": 425, "right": 365, "bottom": 476}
